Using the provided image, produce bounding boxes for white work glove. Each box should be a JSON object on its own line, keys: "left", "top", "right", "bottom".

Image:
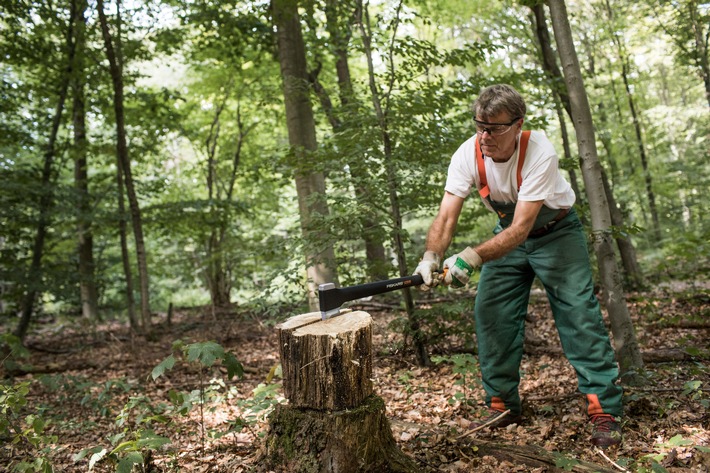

{"left": 443, "top": 247, "right": 483, "bottom": 288}
{"left": 413, "top": 250, "right": 440, "bottom": 291}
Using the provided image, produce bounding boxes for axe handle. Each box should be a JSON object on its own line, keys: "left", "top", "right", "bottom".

{"left": 336, "top": 274, "right": 423, "bottom": 302}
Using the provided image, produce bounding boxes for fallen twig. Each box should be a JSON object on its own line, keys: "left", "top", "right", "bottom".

{"left": 594, "top": 447, "right": 628, "bottom": 472}
{"left": 456, "top": 409, "right": 511, "bottom": 440}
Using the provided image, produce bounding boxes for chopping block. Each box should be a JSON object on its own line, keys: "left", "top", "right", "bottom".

{"left": 261, "top": 311, "right": 419, "bottom": 473}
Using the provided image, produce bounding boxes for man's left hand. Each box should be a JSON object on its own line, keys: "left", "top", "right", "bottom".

{"left": 443, "top": 247, "right": 483, "bottom": 288}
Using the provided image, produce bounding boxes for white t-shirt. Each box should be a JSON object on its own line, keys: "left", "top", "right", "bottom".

{"left": 444, "top": 130, "right": 575, "bottom": 212}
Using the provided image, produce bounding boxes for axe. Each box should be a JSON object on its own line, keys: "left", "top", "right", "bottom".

{"left": 318, "top": 271, "right": 446, "bottom": 320}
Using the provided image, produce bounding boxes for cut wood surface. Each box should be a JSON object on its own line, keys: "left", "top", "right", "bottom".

{"left": 277, "top": 310, "right": 373, "bottom": 410}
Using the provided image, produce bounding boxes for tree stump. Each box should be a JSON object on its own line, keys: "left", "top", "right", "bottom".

{"left": 261, "top": 311, "right": 419, "bottom": 473}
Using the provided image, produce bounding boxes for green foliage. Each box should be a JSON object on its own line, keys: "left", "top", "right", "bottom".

{"left": 552, "top": 452, "right": 580, "bottom": 471}
{"left": 152, "top": 339, "right": 244, "bottom": 381}
{"left": 73, "top": 429, "right": 170, "bottom": 473}
{"left": 431, "top": 353, "right": 481, "bottom": 414}
{"left": 0, "top": 380, "right": 57, "bottom": 473}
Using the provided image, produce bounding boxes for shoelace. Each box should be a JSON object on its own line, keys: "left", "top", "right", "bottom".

{"left": 591, "top": 415, "right": 617, "bottom": 432}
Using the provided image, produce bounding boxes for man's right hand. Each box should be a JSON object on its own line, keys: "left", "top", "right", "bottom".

{"left": 413, "top": 250, "right": 441, "bottom": 291}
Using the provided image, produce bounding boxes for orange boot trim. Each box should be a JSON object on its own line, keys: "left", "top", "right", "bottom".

{"left": 491, "top": 396, "right": 506, "bottom": 412}
{"left": 586, "top": 394, "right": 605, "bottom": 416}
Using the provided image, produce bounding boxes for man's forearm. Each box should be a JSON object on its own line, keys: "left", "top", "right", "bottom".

{"left": 425, "top": 213, "right": 457, "bottom": 259}
{"left": 474, "top": 224, "right": 529, "bottom": 262}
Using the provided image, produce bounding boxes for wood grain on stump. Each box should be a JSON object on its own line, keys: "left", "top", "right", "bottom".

{"left": 278, "top": 311, "right": 373, "bottom": 410}
{"left": 262, "top": 311, "right": 419, "bottom": 473}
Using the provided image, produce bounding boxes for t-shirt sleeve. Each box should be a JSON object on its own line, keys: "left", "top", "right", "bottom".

{"left": 444, "top": 141, "right": 475, "bottom": 199}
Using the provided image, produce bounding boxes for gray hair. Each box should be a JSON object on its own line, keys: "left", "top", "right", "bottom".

{"left": 472, "top": 84, "right": 526, "bottom": 121}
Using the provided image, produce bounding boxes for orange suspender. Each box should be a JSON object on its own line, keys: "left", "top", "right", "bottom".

{"left": 476, "top": 130, "right": 531, "bottom": 199}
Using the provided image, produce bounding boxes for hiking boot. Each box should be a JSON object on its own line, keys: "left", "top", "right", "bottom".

{"left": 469, "top": 408, "right": 523, "bottom": 430}
{"left": 590, "top": 414, "right": 622, "bottom": 447}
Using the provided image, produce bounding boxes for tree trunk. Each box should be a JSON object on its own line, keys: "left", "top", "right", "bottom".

{"left": 15, "top": 9, "right": 75, "bottom": 341}
{"left": 533, "top": 1, "right": 642, "bottom": 286}
{"left": 273, "top": 0, "right": 338, "bottom": 311}
{"left": 71, "top": 0, "right": 99, "bottom": 322}
{"left": 116, "top": 161, "right": 138, "bottom": 330}
{"left": 357, "top": 0, "right": 429, "bottom": 367}
{"left": 319, "top": 0, "right": 388, "bottom": 281}
{"left": 547, "top": 0, "right": 644, "bottom": 380}
{"left": 262, "top": 311, "right": 419, "bottom": 472}
{"left": 604, "top": 0, "right": 661, "bottom": 243}
{"left": 529, "top": 4, "right": 583, "bottom": 211}
{"left": 97, "top": 0, "right": 151, "bottom": 333}
{"left": 203, "top": 85, "right": 233, "bottom": 308}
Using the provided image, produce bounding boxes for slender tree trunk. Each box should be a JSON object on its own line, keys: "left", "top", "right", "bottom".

{"left": 358, "top": 0, "right": 429, "bottom": 366}
{"left": 203, "top": 84, "right": 232, "bottom": 308}
{"left": 604, "top": 0, "right": 661, "bottom": 243}
{"left": 116, "top": 162, "right": 138, "bottom": 330}
{"left": 688, "top": 0, "right": 710, "bottom": 107}
{"left": 97, "top": 0, "right": 151, "bottom": 332}
{"left": 322, "top": 0, "right": 388, "bottom": 281}
{"left": 553, "top": 98, "right": 582, "bottom": 203}
{"left": 595, "top": 101, "right": 645, "bottom": 289}
{"left": 548, "top": 0, "right": 644, "bottom": 380}
{"left": 532, "top": 2, "right": 642, "bottom": 282}
{"left": 15, "top": 9, "right": 75, "bottom": 341}
{"left": 530, "top": 4, "right": 583, "bottom": 206}
{"left": 600, "top": 169, "right": 644, "bottom": 290}
{"left": 273, "top": 0, "right": 338, "bottom": 311}
{"left": 71, "top": 0, "right": 99, "bottom": 322}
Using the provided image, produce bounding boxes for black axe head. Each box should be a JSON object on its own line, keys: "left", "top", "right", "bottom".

{"left": 318, "top": 273, "right": 427, "bottom": 320}
{"left": 318, "top": 283, "right": 342, "bottom": 320}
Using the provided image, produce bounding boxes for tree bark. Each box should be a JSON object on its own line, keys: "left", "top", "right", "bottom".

{"left": 116, "top": 158, "right": 138, "bottom": 330}
{"left": 529, "top": 4, "right": 583, "bottom": 210}
{"left": 262, "top": 311, "right": 419, "bottom": 473}
{"left": 547, "top": 0, "right": 644, "bottom": 380}
{"left": 461, "top": 440, "right": 615, "bottom": 473}
{"left": 71, "top": 0, "right": 99, "bottom": 322}
{"left": 97, "top": 0, "right": 151, "bottom": 333}
{"left": 357, "top": 0, "right": 429, "bottom": 367}
{"left": 273, "top": 0, "right": 338, "bottom": 311}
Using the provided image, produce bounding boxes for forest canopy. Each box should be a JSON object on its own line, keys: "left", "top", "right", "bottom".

{"left": 0, "top": 0, "right": 708, "bottom": 335}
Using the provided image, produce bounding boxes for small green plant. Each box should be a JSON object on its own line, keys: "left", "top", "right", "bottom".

{"left": 1, "top": 380, "right": 57, "bottom": 473}
{"left": 431, "top": 353, "right": 481, "bottom": 414}
{"left": 397, "top": 370, "right": 415, "bottom": 401}
{"left": 152, "top": 339, "right": 244, "bottom": 451}
{"left": 221, "top": 381, "right": 283, "bottom": 442}
{"left": 682, "top": 379, "right": 708, "bottom": 407}
{"left": 74, "top": 429, "right": 171, "bottom": 473}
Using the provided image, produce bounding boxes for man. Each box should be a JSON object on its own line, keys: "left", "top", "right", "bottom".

{"left": 414, "top": 84, "right": 623, "bottom": 447}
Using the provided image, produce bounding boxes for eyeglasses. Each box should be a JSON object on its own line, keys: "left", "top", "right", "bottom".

{"left": 474, "top": 117, "right": 521, "bottom": 136}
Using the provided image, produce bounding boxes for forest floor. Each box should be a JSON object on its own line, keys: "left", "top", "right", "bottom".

{"left": 2, "top": 281, "right": 710, "bottom": 472}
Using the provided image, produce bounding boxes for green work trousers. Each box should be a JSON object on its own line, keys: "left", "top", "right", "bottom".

{"left": 474, "top": 210, "right": 623, "bottom": 417}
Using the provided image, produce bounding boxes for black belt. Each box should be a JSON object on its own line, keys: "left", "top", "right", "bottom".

{"left": 528, "top": 208, "right": 570, "bottom": 238}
